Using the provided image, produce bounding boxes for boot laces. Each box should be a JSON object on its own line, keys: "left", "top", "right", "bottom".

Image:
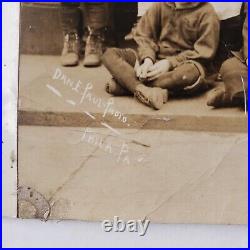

{"left": 135, "top": 91, "right": 150, "bottom": 105}
{"left": 85, "top": 26, "right": 103, "bottom": 55}
{"left": 65, "top": 33, "right": 79, "bottom": 53}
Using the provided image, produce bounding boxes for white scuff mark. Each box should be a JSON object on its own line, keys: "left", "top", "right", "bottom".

{"left": 240, "top": 76, "right": 247, "bottom": 115}
{"left": 137, "top": 156, "right": 145, "bottom": 162}
{"left": 101, "top": 122, "right": 122, "bottom": 136}
{"left": 156, "top": 117, "right": 172, "bottom": 122}
{"left": 84, "top": 111, "right": 96, "bottom": 120}
{"left": 124, "top": 117, "right": 173, "bottom": 136}
{"left": 46, "top": 84, "right": 62, "bottom": 97}
{"left": 66, "top": 100, "right": 76, "bottom": 106}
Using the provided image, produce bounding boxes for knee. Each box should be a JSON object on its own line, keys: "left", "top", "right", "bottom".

{"left": 174, "top": 63, "right": 200, "bottom": 83}
{"left": 220, "top": 58, "right": 243, "bottom": 77}
{"left": 220, "top": 58, "right": 234, "bottom": 73}
{"left": 102, "top": 47, "right": 120, "bottom": 66}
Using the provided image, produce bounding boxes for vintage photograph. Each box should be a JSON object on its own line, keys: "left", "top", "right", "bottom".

{"left": 17, "top": 2, "right": 248, "bottom": 225}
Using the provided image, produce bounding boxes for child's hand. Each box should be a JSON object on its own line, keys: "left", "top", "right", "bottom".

{"left": 147, "top": 59, "right": 171, "bottom": 81}
{"left": 136, "top": 58, "right": 154, "bottom": 81}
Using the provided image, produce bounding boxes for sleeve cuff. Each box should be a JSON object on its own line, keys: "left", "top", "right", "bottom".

{"left": 139, "top": 51, "right": 156, "bottom": 64}
{"left": 167, "top": 57, "right": 179, "bottom": 69}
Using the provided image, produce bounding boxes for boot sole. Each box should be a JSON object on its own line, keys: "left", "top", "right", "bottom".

{"left": 135, "top": 90, "right": 164, "bottom": 110}
{"left": 105, "top": 82, "right": 131, "bottom": 96}
{"left": 61, "top": 63, "right": 79, "bottom": 67}
{"left": 83, "top": 62, "right": 102, "bottom": 67}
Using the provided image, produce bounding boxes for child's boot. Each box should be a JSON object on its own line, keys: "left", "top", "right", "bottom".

{"left": 207, "top": 58, "right": 248, "bottom": 108}
{"left": 207, "top": 76, "right": 247, "bottom": 108}
{"left": 61, "top": 33, "right": 80, "bottom": 66}
{"left": 83, "top": 27, "right": 104, "bottom": 67}
{"left": 83, "top": 2, "right": 110, "bottom": 67}
{"left": 135, "top": 84, "right": 168, "bottom": 110}
{"left": 206, "top": 84, "right": 231, "bottom": 107}
{"left": 105, "top": 78, "right": 132, "bottom": 96}
{"left": 60, "top": 2, "right": 81, "bottom": 67}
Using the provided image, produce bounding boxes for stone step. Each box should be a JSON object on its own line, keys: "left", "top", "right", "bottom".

{"left": 18, "top": 55, "right": 247, "bottom": 133}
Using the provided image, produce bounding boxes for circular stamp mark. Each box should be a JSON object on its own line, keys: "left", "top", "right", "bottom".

{"left": 17, "top": 186, "right": 51, "bottom": 221}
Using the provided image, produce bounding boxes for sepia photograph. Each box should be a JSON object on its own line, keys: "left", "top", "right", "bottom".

{"left": 17, "top": 1, "right": 248, "bottom": 223}
{"left": 3, "top": 2, "right": 248, "bottom": 247}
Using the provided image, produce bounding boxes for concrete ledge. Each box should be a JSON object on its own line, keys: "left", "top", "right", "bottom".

{"left": 18, "top": 111, "right": 247, "bottom": 133}
{"left": 18, "top": 55, "right": 248, "bottom": 133}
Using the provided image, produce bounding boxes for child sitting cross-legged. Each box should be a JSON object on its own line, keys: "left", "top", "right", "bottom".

{"left": 102, "top": 2, "right": 220, "bottom": 110}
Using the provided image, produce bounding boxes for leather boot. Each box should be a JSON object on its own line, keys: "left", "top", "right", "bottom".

{"left": 61, "top": 33, "right": 80, "bottom": 66}
{"left": 83, "top": 27, "right": 104, "bottom": 67}
{"left": 105, "top": 78, "right": 132, "bottom": 96}
{"left": 135, "top": 84, "right": 168, "bottom": 110}
{"left": 207, "top": 58, "right": 248, "bottom": 108}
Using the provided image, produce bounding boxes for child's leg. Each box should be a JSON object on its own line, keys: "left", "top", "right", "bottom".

{"left": 103, "top": 48, "right": 167, "bottom": 110}
{"left": 60, "top": 2, "right": 81, "bottom": 34}
{"left": 60, "top": 2, "right": 81, "bottom": 66}
{"left": 102, "top": 48, "right": 142, "bottom": 93}
{"left": 221, "top": 57, "right": 248, "bottom": 102}
{"left": 82, "top": 3, "right": 110, "bottom": 67}
{"left": 151, "top": 63, "right": 201, "bottom": 91}
{"left": 207, "top": 57, "right": 248, "bottom": 107}
{"left": 105, "top": 78, "right": 132, "bottom": 96}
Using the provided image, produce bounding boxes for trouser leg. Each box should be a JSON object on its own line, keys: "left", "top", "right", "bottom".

{"left": 60, "top": 2, "right": 81, "bottom": 33}
{"left": 81, "top": 3, "right": 111, "bottom": 67}
{"left": 83, "top": 2, "right": 109, "bottom": 30}
{"left": 102, "top": 48, "right": 141, "bottom": 93}
{"left": 207, "top": 57, "right": 248, "bottom": 108}
{"left": 60, "top": 2, "right": 81, "bottom": 66}
{"left": 221, "top": 57, "right": 248, "bottom": 101}
{"left": 151, "top": 63, "right": 201, "bottom": 92}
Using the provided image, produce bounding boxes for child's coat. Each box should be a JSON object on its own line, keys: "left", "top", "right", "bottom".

{"left": 133, "top": 2, "right": 220, "bottom": 71}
